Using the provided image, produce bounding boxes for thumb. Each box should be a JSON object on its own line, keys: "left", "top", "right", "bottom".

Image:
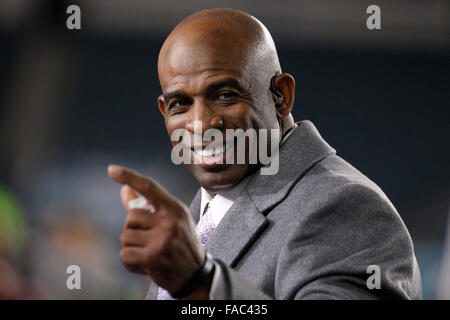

{"left": 120, "top": 184, "right": 138, "bottom": 211}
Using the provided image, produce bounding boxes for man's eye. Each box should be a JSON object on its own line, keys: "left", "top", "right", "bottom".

{"left": 167, "top": 99, "right": 191, "bottom": 115}
{"left": 216, "top": 92, "right": 239, "bottom": 101}
{"left": 169, "top": 99, "right": 186, "bottom": 108}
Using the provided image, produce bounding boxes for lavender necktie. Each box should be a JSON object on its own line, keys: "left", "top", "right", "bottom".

{"left": 157, "top": 202, "right": 216, "bottom": 300}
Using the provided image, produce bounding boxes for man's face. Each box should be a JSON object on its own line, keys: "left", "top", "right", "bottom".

{"left": 158, "top": 39, "right": 278, "bottom": 193}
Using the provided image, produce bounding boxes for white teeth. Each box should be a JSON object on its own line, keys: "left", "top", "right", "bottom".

{"left": 194, "top": 142, "right": 233, "bottom": 157}
{"left": 199, "top": 149, "right": 214, "bottom": 157}
{"left": 197, "top": 145, "right": 224, "bottom": 157}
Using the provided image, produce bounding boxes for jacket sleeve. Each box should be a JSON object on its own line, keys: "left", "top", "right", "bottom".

{"left": 208, "top": 259, "right": 271, "bottom": 300}
{"left": 209, "top": 183, "right": 422, "bottom": 300}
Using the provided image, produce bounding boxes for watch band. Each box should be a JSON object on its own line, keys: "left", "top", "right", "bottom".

{"left": 171, "top": 252, "right": 215, "bottom": 299}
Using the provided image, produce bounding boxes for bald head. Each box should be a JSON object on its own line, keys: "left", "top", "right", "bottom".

{"left": 158, "top": 9, "right": 281, "bottom": 91}
{"left": 156, "top": 9, "right": 295, "bottom": 192}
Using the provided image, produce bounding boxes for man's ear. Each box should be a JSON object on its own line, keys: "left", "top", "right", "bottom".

{"left": 271, "top": 73, "right": 295, "bottom": 120}
{"left": 157, "top": 95, "right": 167, "bottom": 119}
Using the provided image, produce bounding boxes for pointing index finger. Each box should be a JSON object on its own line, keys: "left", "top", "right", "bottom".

{"left": 108, "top": 164, "right": 167, "bottom": 201}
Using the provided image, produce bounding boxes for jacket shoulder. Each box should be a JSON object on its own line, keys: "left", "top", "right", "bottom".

{"left": 289, "top": 154, "right": 395, "bottom": 211}
{"left": 277, "top": 154, "right": 422, "bottom": 299}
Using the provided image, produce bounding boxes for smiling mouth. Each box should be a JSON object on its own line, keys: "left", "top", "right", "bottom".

{"left": 191, "top": 142, "right": 234, "bottom": 167}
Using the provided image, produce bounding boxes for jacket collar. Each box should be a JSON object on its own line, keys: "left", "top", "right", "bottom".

{"left": 247, "top": 120, "right": 336, "bottom": 213}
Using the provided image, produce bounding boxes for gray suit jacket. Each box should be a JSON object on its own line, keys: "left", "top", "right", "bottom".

{"left": 146, "top": 120, "right": 422, "bottom": 299}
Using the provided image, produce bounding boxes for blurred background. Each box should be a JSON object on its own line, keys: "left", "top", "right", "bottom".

{"left": 0, "top": 0, "right": 448, "bottom": 299}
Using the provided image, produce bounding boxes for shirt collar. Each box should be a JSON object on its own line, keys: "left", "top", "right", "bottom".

{"left": 200, "top": 187, "right": 213, "bottom": 217}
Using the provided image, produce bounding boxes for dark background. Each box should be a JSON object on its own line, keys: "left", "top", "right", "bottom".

{"left": 0, "top": 0, "right": 448, "bottom": 299}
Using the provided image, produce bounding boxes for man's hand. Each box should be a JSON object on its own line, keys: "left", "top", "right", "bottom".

{"left": 107, "top": 164, "right": 209, "bottom": 297}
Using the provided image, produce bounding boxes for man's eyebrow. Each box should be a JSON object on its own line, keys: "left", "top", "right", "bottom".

{"left": 163, "top": 78, "right": 245, "bottom": 104}
{"left": 206, "top": 78, "right": 245, "bottom": 94}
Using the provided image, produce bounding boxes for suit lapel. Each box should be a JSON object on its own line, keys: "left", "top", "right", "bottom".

{"left": 205, "top": 190, "right": 268, "bottom": 267}
{"left": 189, "top": 188, "right": 202, "bottom": 224}
{"left": 145, "top": 281, "right": 158, "bottom": 300}
{"left": 247, "top": 120, "right": 336, "bottom": 213}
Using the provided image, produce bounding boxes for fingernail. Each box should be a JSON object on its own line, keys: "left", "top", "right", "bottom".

{"left": 108, "top": 164, "right": 123, "bottom": 177}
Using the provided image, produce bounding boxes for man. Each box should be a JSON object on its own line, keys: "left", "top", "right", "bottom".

{"left": 108, "top": 8, "right": 422, "bottom": 299}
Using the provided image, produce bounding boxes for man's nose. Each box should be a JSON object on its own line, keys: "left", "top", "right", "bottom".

{"left": 185, "top": 99, "right": 224, "bottom": 134}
